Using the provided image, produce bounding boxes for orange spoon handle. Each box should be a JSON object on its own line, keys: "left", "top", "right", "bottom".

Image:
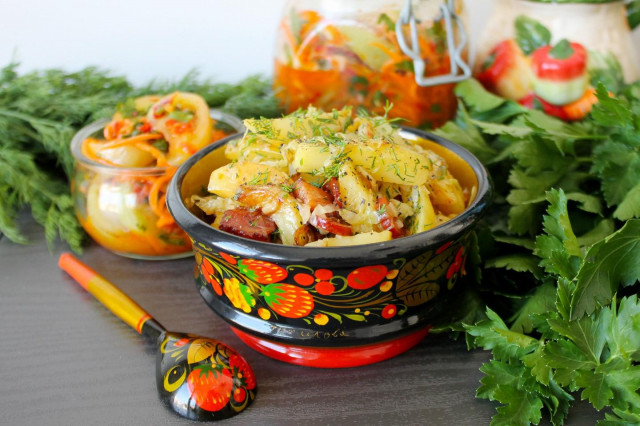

{"left": 59, "top": 252, "right": 165, "bottom": 338}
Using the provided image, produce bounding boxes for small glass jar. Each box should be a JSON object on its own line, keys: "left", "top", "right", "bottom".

{"left": 474, "top": 0, "right": 640, "bottom": 120}
{"left": 273, "top": 0, "right": 470, "bottom": 129}
{"left": 70, "top": 110, "right": 243, "bottom": 260}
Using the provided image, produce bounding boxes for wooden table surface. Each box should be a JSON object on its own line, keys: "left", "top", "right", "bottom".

{"left": 0, "top": 217, "right": 601, "bottom": 425}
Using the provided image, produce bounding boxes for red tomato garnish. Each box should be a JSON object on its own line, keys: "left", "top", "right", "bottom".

{"left": 309, "top": 214, "right": 353, "bottom": 236}
{"left": 376, "top": 197, "right": 404, "bottom": 238}
{"left": 166, "top": 119, "right": 194, "bottom": 135}
{"left": 531, "top": 40, "right": 587, "bottom": 81}
{"left": 152, "top": 97, "right": 173, "bottom": 118}
{"left": 476, "top": 40, "right": 520, "bottom": 91}
{"left": 322, "top": 178, "right": 344, "bottom": 208}
{"left": 103, "top": 119, "right": 131, "bottom": 140}
{"left": 137, "top": 121, "right": 152, "bottom": 133}
{"left": 519, "top": 93, "right": 570, "bottom": 121}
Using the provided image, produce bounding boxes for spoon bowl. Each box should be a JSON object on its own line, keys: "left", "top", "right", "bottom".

{"left": 157, "top": 331, "right": 256, "bottom": 420}
{"left": 58, "top": 253, "right": 256, "bottom": 421}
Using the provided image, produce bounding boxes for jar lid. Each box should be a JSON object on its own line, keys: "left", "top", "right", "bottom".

{"left": 523, "top": 0, "right": 622, "bottom": 3}
{"left": 523, "top": 0, "right": 639, "bottom": 29}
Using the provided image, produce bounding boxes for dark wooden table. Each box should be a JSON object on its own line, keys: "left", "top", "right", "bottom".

{"left": 0, "top": 217, "right": 601, "bottom": 425}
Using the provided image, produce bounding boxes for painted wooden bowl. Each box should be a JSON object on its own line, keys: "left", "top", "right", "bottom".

{"left": 167, "top": 128, "right": 491, "bottom": 368}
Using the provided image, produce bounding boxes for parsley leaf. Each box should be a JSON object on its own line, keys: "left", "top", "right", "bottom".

{"left": 441, "top": 77, "right": 640, "bottom": 424}
{"left": 571, "top": 220, "right": 640, "bottom": 320}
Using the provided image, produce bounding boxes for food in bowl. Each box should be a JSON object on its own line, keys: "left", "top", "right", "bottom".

{"left": 70, "top": 92, "right": 243, "bottom": 259}
{"left": 167, "top": 106, "right": 491, "bottom": 367}
{"left": 189, "top": 106, "right": 472, "bottom": 247}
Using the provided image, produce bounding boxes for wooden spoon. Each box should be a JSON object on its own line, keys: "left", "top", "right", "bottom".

{"left": 58, "top": 252, "right": 256, "bottom": 421}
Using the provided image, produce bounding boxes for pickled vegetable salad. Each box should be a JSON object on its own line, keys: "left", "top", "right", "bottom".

{"left": 78, "top": 92, "right": 235, "bottom": 256}
{"left": 190, "top": 107, "right": 473, "bottom": 246}
{"left": 273, "top": 7, "right": 463, "bottom": 129}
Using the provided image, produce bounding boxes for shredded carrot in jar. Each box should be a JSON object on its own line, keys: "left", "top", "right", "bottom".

{"left": 273, "top": 7, "right": 464, "bottom": 129}
{"left": 77, "top": 92, "right": 238, "bottom": 256}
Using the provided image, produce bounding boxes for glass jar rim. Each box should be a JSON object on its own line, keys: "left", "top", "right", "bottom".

{"left": 70, "top": 109, "right": 244, "bottom": 174}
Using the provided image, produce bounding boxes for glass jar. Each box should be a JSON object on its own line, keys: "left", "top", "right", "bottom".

{"left": 474, "top": 0, "right": 640, "bottom": 120}
{"left": 273, "top": 0, "right": 470, "bottom": 129}
{"left": 70, "top": 110, "right": 243, "bottom": 260}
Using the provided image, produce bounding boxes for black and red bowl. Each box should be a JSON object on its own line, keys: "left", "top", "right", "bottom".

{"left": 167, "top": 128, "right": 491, "bottom": 368}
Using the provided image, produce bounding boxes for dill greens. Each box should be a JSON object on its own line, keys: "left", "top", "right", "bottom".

{"left": 248, "top": 171, "right": 270, "bottom": 186}
{"left": 280, "top": 183, "right": 294, "bottom": 193}
{"left": 0, "top": 62, "right": 282, "bottom": 252}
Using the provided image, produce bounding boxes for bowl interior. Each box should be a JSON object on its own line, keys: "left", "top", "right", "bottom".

{"left": 175, "top": 128, "right": 487, "bottom": 264}
{"left": 181, "top": 130, "right": 479, "bottom": 205}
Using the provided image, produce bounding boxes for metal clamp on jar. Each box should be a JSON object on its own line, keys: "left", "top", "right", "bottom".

{"left": 396, "top": 0, "right": 471, "bottom": 87}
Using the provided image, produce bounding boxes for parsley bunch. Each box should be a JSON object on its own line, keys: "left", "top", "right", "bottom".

{"left": 435, "top": 79, "right": 640, "bottom": 424}
{"left": 0, "top": 63, "right": 282, "bottom": 252}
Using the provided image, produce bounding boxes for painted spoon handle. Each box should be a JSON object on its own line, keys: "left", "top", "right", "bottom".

{"left": 59, "top": 252, "right": 165, "bottom": 339}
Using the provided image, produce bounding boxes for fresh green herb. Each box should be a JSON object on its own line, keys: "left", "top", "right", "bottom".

{"left": 218, "top": 75, "right": 282, "bottom": 119}
{"left": 436, "top": 78, "right": 640, "bottom": 425}
{"left": 280, "top": 183, "right": 294, "bottom": 193}
{"left": 318, "top": 146, "right": 349, "bottom": 181}
{"left": 157, "top": 233, "right": 186, "bottom": 246}
{"left": 395, "top": 59, "right": 415, "bottom": 73}
{"left": 629, "top": 0, "right": 640, "bottom": 29}
{"left": 0, "top": 62, "right": 282, "bottom": 252}
{"left": 0, "top": 64, "right": 132, "bottom": 252}
{"left": 213, "top": 120, "right": 237, "bottom": 133}
{"left": 425, "top": 20, "right": 447, "bottom": 54}
{"left": 167, "top": 109, "right": 193, "bottom": 123}
{"left": 514, "top": 15, "right": 551, "bottom": 55}
{"left": 372, "top": 90, "right": 388, "bottom": 108}
{"left": 151, "top": 139, "right": 169, "bottom": 152}
{"left": 116, "top": 98, "right": 138, "bottom": 117}
{"left": 377, "top": 13, "right": 395, "bottom": 31}
{"left": 349, "top": 75, "right": 369, "bottom": 96}
{"left": 548, "top": 39, "right": 574, "bottom": 60}
{"left": 248, "top": 171, "right": 270, "bottom": 186}
{"left": 289, "top": 7, "right": 303, "bottom": 46}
